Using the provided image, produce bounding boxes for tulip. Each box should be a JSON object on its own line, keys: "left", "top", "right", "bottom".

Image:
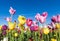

{"left": 35, "top": 13, "right": 40, "bottom": 21}
{"left": 51, "top": 15, "right": 60, "bottom": 23}
{"left": 55, "top": 23, "right": 60, "bottom": 29}
{"left": 26, "top": 19, "right": 33, "bottom": 26}
{"left": 42, "top": 12, "right": 48, "bottom": 18}
{"left": 33, "top": 21, "right": 38, "bottom": 25}
{"left": 51, "top": 16, "right": 57, "bottom": 23}
{"left": 48, "top": 25, "right": 52, "bottom": 29}
{"left": 8, "top": 22, "right": 16, "bottom": 30}
{"left": 39, "top": 16, "right": 46, "bottom": 24}
{"left": 35, "top": 12, "right": 48, "bottom": 24}
{"left": 57, "top": 15, "right": 60, "bottom": 23}
{"left": 30, "top": 25, "right": 38, "bottom": 31}
{"left": 9, "top": 7, "right": 16, "bottom": 15}
{"left": 18, "top": 15, "right": 26, "bottom": 25}
{"left": 43, "top": 28, "right": 49, "bottom": 35}
{"left": 2, "top": 25, "right": 8, "bottom": 30}
{"left": 48, "top": 25, "right": 56, "bottom": 32}
{"left": 39, "top": 12, "right": 48, "bottom": 24}
{"left": 51, "top": 22, "right": 56, "bottom": 28}
{"left": 5, "top": 17, "right": 11, "bottom": 22}
{"left": 14, "top": 33, "right": 18, "bottom": 37}
{"left": 51, "top": 38, "right": 57, "bottom": 41}
{"left": 18, "top": 23, "right": 25, "bottom": 31}
{"left": 3, "top": 37, "right": 8, "bottom": 41}
{"left": 33, "top": 25, "right": 38, "bottom": 31}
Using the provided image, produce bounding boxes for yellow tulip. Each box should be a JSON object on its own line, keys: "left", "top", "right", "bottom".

{"left": 55, "top": 23, "right": 60, "bottom": 29}
{"left": 0, "top": 25, "right": 2, "bottom": 30}
{"left": 51, "top": 38, "right": 57, "bottom": 41}
{"left": 8, "top": 22, "right": 16, "bottom": 30}
{"left": 14, "top": 33, "right": 18, "bottom": 37}
{"left": 43, "top": 28, "right": 49, "bottom": 34}
{"left": 18, "top": 23, "right": 25, "bottom": 31}
{"left": 18, "top": 15, "right": 26, "bottom": 25}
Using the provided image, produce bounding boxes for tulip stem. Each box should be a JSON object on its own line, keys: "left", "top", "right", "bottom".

{"left": 56, "top": 30, "right": 58, "bottom": 41}
{"left": 47, "top": 35, "right": 49, "bottom": 41}
{"left": 51, "top": 28, "right": 52, "bottom": 38}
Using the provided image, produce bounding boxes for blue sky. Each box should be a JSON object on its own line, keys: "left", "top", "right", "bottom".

{"left": 0, "top": 0, "right": 60, "bottom": 25}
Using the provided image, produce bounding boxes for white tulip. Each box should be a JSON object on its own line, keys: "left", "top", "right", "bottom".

{"left": 3, "top": 37, "right": 8, "bottom": 41}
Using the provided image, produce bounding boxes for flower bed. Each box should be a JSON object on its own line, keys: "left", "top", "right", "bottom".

{"left": 0, "top": 7, "right": 60, "bottom": 41}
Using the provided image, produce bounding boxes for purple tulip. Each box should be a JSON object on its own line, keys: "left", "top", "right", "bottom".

{"left": 2, "top": 25, "right": 8, "bottom": 30}
{"left": 30, "top": 26, "right": 34, "bottom": 31}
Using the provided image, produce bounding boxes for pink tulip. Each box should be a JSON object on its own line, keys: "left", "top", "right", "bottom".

{"left": 26, "top": 19, "right": 33, "bottom": 26}
{"left": 48, "top": 22, "right": 56, "bottom": 31}
{"left": 51, "top": 22, "right": 55, "bottom": 28}
{"left": 9, "top": 7, "right": 16, "bottom": 15}
{"left": 39, "top": 16, "right": 46, "bottom": 24}
{"left": 30, "top": 21, "right": 38, "bottom": 31}
{"left": 5, "top": 17, "right": 11, "bottom": 22}
{"left": 35, "top": 13, "right": 40, "bottom": 21}
{"left": 39, "top": 12, "right": 48, "bottom": 23}
{"left": 35, "top": 12, "right": 48, "bottom": 24}
{"left": 51, "top": 16, "right": 57, "bottom": 23}
{"left": 42, "top": 12, "right": 48, "bottom": 18}
{"left": 30, "top": 25, "right": 38, "bottom": 31}
{"left": 33, "top": 21, "right": 38, "bottom": 25}
{"left": 33, "top": 25, "right": 38, "bottom": 31}
{"left": 48, "top": 25, "right": 52, "bottom": 29}
{"left": 57, "top": 15, "right": 60, "bottom": 22}
{"left": 48, "top": 25, "right": 56, "bottom": 32}
{"left": 51, "top": 15, "right": 60, "bottom": 23}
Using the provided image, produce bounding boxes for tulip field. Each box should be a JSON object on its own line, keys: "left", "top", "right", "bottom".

{"left": 0, "top": 7, "right": 60, "bottom": 41}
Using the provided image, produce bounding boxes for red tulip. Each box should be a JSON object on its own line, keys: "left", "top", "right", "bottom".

{"left": 26, "top": 19, "right": 33, "bottom": 26}
{"left": 9, "top": 7, "right": 16, "bottom": 15}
